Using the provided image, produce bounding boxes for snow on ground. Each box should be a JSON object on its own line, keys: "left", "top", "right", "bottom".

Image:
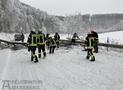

{"left": 0, "top": 46, "right": 123, "bottom": 90}
{"left": 0, "top": 33, "right": 15, "bottom": 41}
{"left": 99, "top": 31, "right": 123, "bottom": 44}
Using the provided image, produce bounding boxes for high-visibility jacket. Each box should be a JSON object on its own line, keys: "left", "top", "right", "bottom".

{"left": 49, "top": 38, "right": 57, "bottom": 46}
{"left": 54, "top": 34, "right": 60, "bottom": 42}
{"left": 72, "top": 33, "right": 79, "bottom": 40}
{"left": 37, "top": 33, "right": 45, "bottom": 45}
{"left": 85, "top": 34, "right": 95, "bottom": 49}
{"left": 27, "top": 34, "right": 37, "bottom": 46}
{"left": 91, "top": 31, "right": 99, "bottom": 42}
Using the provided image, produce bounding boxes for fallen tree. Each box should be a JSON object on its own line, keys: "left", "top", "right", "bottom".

{"left": 0, "top": 39, "right": 123, "bottom": 49}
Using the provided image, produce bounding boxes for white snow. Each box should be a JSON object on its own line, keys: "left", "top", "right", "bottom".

{"left": 0, "top": 46, "right": 123, "bottom": 90}
{"left": 0, "top": 33, "right": 15, "bottom": 41}
{"left": 0, "top": 33, "right": 29, "bottom": 42}
{"left": 99, "top": 31, "right": 123, "bottom": 44}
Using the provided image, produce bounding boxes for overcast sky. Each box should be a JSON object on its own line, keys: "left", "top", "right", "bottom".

{"left": 20, "top": 0, "right": 123, "bottom": 16}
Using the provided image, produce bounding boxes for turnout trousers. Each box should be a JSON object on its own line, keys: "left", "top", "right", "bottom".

{"left": 30, "top": 46, "right": 38, "bottom": 62}
{"left": 86, "top": 48, "right": 95, "bottom": 61}
{"left": 38, "top": 44, "right": 46, "bottom": 58}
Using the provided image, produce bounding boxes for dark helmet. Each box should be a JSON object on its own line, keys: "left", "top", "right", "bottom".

{"left": 38, "top": 30, "right": 42, "bottom": 34}
{"left": 31, "top": 28, "right": 36, "bottom": 33}
{"left": 74, "top": 33, "right": 77, "bottom": 34}
{"left": 91, "top": 30, "right": 95, "bottom": 33}
{"left": 55, "top": 32, "right": 58, "bottom": 35}
{"left": 31, "top": 30, "right": 35, "bottom": 34}
{"left": 46, "top": 33, "right": 50, "bottom": 36}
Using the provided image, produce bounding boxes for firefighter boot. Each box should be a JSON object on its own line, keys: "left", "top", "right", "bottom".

{"left": 86, "top": 55, "right": 89, "bottom": 59}
{"left": 43, "top": 52, "right": 46, "bottom": 58}
{"left": 31, "top": 56, "right": 33, "bottom": 62}
{"left": 90, "top": 56, "right": 95, "bottom": 62}
{"left": 38, "top": 53, "right": 41, "bottom": 58}
{"left": 34, "top": 56, "right": 38, "bottom": 63}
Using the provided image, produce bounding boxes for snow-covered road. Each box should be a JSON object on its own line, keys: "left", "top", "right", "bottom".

{"left": 0, "top": 46, "right": 123, "bottom": 90}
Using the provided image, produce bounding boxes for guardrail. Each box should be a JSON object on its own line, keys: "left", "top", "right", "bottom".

{"left": 0, "top": 39, "right": 123, "bottom": 49}
{"left": 60, "top": 40, "right": 123, "bottom": 49}
{"left": 0, "top": 39, "right": 27, "bottom": 46}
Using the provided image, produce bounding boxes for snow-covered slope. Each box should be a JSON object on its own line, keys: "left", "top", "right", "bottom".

{"left": 0, "top": 0, "right": 46, "bottom": 32}
{"left": 0, "top": 0, "right": 63, "bottom": 33}
{"left": 1, "top": 0, "right": 123, "bottom": 34}
{"left": 0, "top": 46, "right": 123, "bottom": 90}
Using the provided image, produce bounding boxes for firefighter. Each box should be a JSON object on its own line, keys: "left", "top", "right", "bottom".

{"left": 71, "top": 33, "right": 80, "bottom": 44}
{"left": 85, "top": 32, "right": 95, "bottom": 61}
{"left": 45, "top": 33, "right": 50, "bottom": 49}
{"left": 37, "top": 31, "right": 46, "bottom": 58}
{"left": 91, "top": 30, "right": 99, "bottom": 53}
{"left": 27, "top": 30, "right": 38, "bottom": 63}
{"left": 54, "top": 32, "right": 60, "bottom": 48}
{"left": 48, "top": 37, "right": 57, "bottom": 54}
{"left": 21, "top": 33, "right": 25, "bottom": 42}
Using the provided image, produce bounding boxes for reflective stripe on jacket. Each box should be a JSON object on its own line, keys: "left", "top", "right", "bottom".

{"left": 49, "top": 39, "right": 57, "bottom": 46}
{"left": 29, "top": 34, "right": 37, "bottom": 46}
{"left": 37, "top": 34, "right": 45, "bottom": 45}
{"left": 85, "top": 36, "right": 95, "bottom": 49}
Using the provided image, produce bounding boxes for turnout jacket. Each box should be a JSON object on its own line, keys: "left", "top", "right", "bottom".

{"left": 54, "top": 34, "right": 60, "bottom": 42}
{"left": 27, "top": 31, "right": 37, "bottom": 46}
{"left": 49, "top": 38, "right": 57, "bottom": 47}
{"left": 37, "top": 32, "right": 45, "bottom": 45}
{"left": 85, "top": 33, "right": 95, "bottom": 49}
